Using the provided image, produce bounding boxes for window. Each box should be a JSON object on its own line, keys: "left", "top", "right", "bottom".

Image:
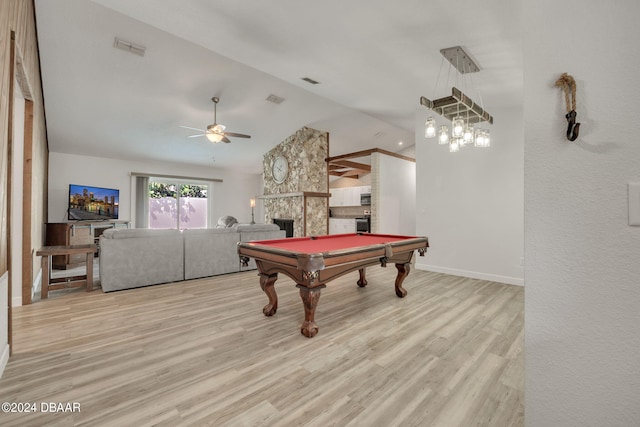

{"left": 148, "top": 181, "right": 209, "bottom": 230}
{"left": 133, "top": 173, "right": 221, "bottom": 230}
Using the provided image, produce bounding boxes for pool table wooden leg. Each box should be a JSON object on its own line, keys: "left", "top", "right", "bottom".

{"left": 394, "top": 262, "right": 410, "bottom": 298}
{"left": 297, "top": 285, "right": 324, "bottom": 338}
{"left": 357, "top": 268, "right": 368, "bottom": 287}
{"left": 259, "top": 273, "right": 279, "bottom": 316}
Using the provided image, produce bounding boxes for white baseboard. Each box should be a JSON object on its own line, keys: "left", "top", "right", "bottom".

{"left": 415, "top": 262, "right": 524, "bottom": 286}
{"left": 0, "top": 343, "right": 9, "bottom": 380}
{"left": 1, "top": 271, "right": 8, "bottom": 379}
{"left": 32, "top": 268, "right": 41, "bottom": 301}
{"left": 10, "top": 297, "right": 21, "bottom": 307}
{"left": 9, "top": 268, "right": 41, "bottom": 307}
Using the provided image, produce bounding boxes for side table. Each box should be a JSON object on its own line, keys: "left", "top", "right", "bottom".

{"left": 36, "top": 244, "right": 98, "bottom": 299}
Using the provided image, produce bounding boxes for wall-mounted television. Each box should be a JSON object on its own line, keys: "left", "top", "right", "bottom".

{"left": 68, "top": 184, "right": 119, "bottom": 221}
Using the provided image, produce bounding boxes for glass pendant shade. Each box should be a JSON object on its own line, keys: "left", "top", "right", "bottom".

{"left": 483, "top": 130, "right": 490, "bottom": 147}
{"left": 475, "top": 129, "right": 491, "bottom": 147}
{"left": 463, "top": 125, "right": 474, "bottom": 144}
{"left": 474, "top": 129, "right": 485, "bottom": 147}
{"left": 449, "top": 139, "right": 460, "bottom": 152}
{"left": 206, "top": 132, "right": 224, "bottom": 143}
{"left": 425, "top": 117, "right": 436, "bottom": 138}
{"left": 452, "top": 116, "right": 465, "bottom": 138}
{"left": 438, "top": 125, "right": 449, "bottom": 144}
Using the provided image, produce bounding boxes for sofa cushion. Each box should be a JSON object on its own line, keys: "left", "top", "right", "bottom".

{"left": 102, "top": 228, "right": 181, "bottom": 239}
{"left": 233, "top": 223, "right": 281, "bottom": 232}
{"left": 183, "top": 228, "right": 241, "bottom": 280}
{"left": 235, "top": 224, "right": 286, "bottom": 271}
{"left": 99, "top": 228, "right": 184, "bottom": 292}
{"left": 182, "top": 227, "right": 236, "bottom": 236}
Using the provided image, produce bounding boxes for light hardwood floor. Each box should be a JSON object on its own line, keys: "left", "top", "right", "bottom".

{"left": 0, "top": 266, "right": 523, "bottom": 427}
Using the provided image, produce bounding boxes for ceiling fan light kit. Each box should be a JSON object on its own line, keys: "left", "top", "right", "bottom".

{"left": 206, "top": 132, "right": 225, "bottom": 143}
{"left": 180, "top": 96, "right": 251, "bottom": 144}
{"left": 420, "top": 46, "right": 493, "bottom": 152}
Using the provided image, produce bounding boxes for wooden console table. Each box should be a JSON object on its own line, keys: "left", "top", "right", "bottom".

{"left": 36, "top": 244, "right": 97, "bottom": 299}
{"left": 46, "top": 221, "right": 129, "bottom": 269}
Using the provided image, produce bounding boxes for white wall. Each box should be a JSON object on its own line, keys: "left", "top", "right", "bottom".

{"left": 11, "top": 80, "right": 25, "bottom": 307}
{"left": 48, "top": 153, "right": 263, "bottom": 226}
{"left": 373, "top": 152, "right": 416, "bottom": 235}
{"left": 415, "top": 106, "right": 524, "bottom": 285}
{"left": 524, "top": 1, "right": 640, "bottom": 426}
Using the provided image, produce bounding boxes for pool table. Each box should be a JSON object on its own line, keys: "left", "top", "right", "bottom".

{"left": 237, "top": 233, "right": 429, "bottom": 338}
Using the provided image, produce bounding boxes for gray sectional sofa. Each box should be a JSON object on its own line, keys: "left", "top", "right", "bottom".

{"left": 99, "top": 224, "right": 285, "bottom": 292}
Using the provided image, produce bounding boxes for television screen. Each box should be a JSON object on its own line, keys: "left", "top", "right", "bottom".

{"left": 68, "top": 184, "right": 119, "bottom": 220}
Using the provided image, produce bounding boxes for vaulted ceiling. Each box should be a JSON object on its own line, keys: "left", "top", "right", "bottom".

{"left": 35, "top": 0, "right": 522, "bottom": 173}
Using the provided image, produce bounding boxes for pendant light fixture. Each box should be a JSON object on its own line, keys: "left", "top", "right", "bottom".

{"left": 420, "top": 46, "right": 493, "bottom": 152}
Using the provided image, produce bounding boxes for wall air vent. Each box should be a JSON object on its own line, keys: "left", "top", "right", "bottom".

{"left": 301, "top": 77, "right": 320, "bottom": 85}
{"left": 266, "top": 94, "right": 285, "bottom": 104}
{"left": 113, "top": 37, "right": 146, "bottom": 57}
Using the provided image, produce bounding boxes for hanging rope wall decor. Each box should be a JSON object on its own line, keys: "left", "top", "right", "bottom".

{"left": 555, "top": 73, "right": 581, "bottom": 141}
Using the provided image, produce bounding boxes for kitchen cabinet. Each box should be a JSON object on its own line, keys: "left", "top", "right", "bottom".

{"left": 329, "top": 218, "right": 356, "bottom": 234}
{"left": 329, "top": 186, "right": 370, "bottom": 207}
{"left": 342, "top": 187, "right": 356, "bottom": 206}
{"left": 330, "top": 187, "right": 355, "bottom": 206}
{"left": 329, "top": 188, "right": 343, "bottom": 206}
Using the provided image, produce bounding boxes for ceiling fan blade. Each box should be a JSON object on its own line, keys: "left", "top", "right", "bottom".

{"left": 188, "top": 134, "right": 205, "bottom": 138}
{"left": 180, "top": 125, "right": 206, "bottom": 132}
{"left": 223, "top": 131, "right": 251, "bottom": 139}
{"left": 221, "top": 136, "right": 231, "bottom": 143}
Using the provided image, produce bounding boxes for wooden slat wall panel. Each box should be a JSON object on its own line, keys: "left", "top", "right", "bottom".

{"left": 0, "top": 0, "right": 47, "bottom": 291}
{"left": 22, "top": 99, "right": 33, "bottom": 304}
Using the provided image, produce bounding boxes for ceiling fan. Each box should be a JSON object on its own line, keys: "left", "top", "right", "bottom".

{"left": 180, "top": 97, "right": 251, "bottom": 143}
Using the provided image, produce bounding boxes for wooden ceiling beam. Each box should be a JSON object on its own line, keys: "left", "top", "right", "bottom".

{"left": 326, "top": 148, "right": 415, "bottom": 163}
{"left": 328, "top": 169, "right": 367, "bottom": 178}
{"left": 326, "top": 148, "right": 415, "bottom": 180}
{"left": 340, "top": 169, "right": 364, "bottom": 177}
{"left": 328, "top": 160, "right": 371, "bottom": 172}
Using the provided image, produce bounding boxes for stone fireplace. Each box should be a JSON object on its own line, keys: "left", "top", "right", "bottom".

{"left": 261, "top": 127, "right": 330, "bottom": 237}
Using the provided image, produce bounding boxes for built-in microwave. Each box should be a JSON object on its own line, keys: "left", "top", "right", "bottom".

{"left": 360, "top": 193, "right": 371, "bottom": 206}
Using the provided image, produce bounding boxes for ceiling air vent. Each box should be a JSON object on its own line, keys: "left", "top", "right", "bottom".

{"left": 266, "top": 94, "right": 285, "bottom": 104}
{"left": 301, "top": 77, "right": 320, "bottom": 85}
{"left": 113, "top": 37, "right": 146, "bottom": 57}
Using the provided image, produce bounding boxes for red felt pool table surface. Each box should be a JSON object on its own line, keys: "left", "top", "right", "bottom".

{"left": 247, "top": 233, "right": 416, "bottom": 254}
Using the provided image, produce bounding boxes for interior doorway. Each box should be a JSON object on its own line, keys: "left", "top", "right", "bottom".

{"left": 4, "top": 32, "right": 37, "bottom": 363}
{"left": 10, "top": 33, "right": 35, "bottom": 308}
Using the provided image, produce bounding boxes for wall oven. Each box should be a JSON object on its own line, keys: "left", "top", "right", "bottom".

{"left": 355, "top": 216, "right": 370, "bottom": 233}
